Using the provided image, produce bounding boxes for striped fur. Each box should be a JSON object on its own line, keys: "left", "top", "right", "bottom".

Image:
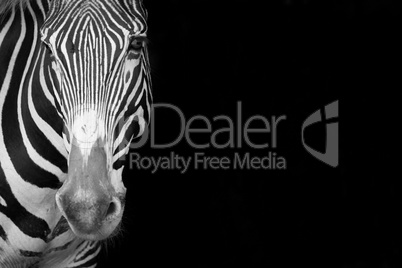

{"left": 0, "top": 0, "right": 30, "bottom": 16}
{"left": 0, "top": 0, "right": 151, "bottom": 267}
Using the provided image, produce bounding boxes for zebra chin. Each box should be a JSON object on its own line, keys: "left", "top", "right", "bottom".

{"left": 55, "top": 137, "right": 127, "bottom": 241}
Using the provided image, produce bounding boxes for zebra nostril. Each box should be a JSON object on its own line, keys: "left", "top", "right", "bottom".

{"left": 106, "top": 202, "right": 116, "bottom": 216}
{"left": 105, "top": 198, "right": 121, "bottom": 218}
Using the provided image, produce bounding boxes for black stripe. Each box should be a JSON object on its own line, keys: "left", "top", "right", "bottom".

{"left": 0, "top": 167, "right": 51, "bottom": 240}
{"left": 46, "top": 216, "right": 70, "bottom": 242}
{"left": 0, "top": 223, "right": 7, "bottom": 241}
{"left": 19, "top": 249, "right": 43, "bottom": 257}
{"left": 45, "top": 240, "right": 73, "bottom": 254}
{"left": 74, "top": 242, "right": 100, "bottom": 263}
{"left": 76, "top": 255, "right": 98, "bottom": 268}
{"left": 73, "top": 240, "right": 88, "bottom": 259}
{"left": 0, "top": 9, "right": 22, "bottom": 87}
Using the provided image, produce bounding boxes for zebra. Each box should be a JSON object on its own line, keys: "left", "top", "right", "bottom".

{"left": 0, "top": 0, "right": 152, "bottom": 267}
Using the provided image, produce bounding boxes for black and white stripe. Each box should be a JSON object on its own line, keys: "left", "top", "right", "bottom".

{"left": 0, "top": 0, "right": 151, "bottom": 267}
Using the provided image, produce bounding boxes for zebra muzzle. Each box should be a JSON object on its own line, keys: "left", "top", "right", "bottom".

{"left": 56, "top": 138, "right": 124, "bottom": 241}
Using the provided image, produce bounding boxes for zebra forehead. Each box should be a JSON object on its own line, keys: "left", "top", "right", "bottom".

{"left": 40, "top": 0, "right": 147, "bottom": 53}
{"left": 43, "top": 0, "right": 147, "bottom": 31}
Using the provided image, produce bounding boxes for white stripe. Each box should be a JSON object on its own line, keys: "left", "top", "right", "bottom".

{"left": 0, "top": 195, "right": 6, "bottom": 207}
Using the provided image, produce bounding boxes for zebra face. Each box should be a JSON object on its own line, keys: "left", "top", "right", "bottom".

{"left": 39, "top": 0, "right": 152, "bottom": 241}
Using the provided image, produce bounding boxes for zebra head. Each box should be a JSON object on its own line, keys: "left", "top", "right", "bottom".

{"left": 40, "top": 0, "right": 152, "bottom": 240}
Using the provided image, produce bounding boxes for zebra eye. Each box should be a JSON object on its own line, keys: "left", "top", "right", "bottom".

{"left": 44, "top": 43, "right": 52, "bottom": 53}
{"left": 130, "top": 38, "right": 144, "bottom": 51}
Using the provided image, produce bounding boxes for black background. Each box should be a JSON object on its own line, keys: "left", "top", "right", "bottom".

{"left": 98, "top": 1, "right": 401, "bottom": 267}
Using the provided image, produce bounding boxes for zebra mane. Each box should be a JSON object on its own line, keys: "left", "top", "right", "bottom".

{"left": 0, "top": 0, "right": 30, "bottom": 15}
